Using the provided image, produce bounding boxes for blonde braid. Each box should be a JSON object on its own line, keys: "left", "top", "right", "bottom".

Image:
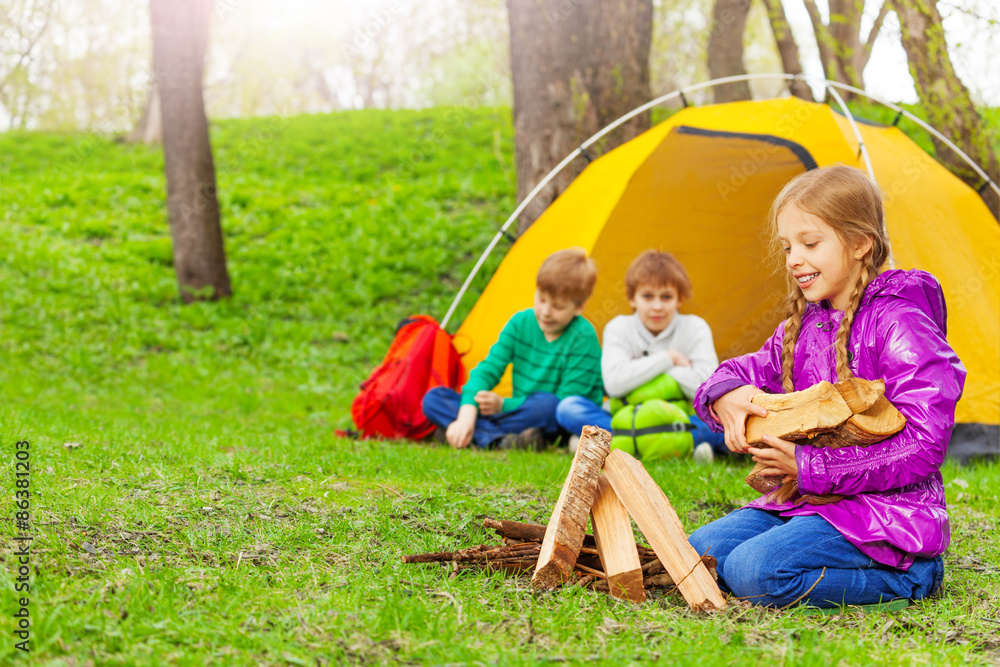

{"left": 834, "top": 263, "right": 873, "bottom": 381}
{"left": 781, "top": 291, "right": 808, "bottom": 393}
{"left": 783, "top": 262, "right": 876, "bottom": 507}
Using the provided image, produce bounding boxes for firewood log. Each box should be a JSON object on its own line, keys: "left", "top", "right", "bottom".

{"left": 743, "top": 379, "right": 906, "bottom": 504}
{"left": 745, "top": 381, "right": 853, "bottom": 445}
{"left": 590, "top": 475, "right": 645, "bottom": 603}
{"left": 532, "top": 426, "right": 612, "bottom": 589}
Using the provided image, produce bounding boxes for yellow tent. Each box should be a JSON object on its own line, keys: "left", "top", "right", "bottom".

{"left": 454, "top": 97, "right": 999, "bottom": 457}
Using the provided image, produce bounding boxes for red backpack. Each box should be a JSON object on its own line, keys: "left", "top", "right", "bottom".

{"left": 351, "top": 315, "right": 467, "bottom": 440}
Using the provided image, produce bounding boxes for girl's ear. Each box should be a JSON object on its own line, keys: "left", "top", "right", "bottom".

{"left": 854, "top": 236, "right": 875, "bottom": 260}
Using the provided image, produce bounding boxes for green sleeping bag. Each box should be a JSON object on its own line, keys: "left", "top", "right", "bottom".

{"left": 609, "top": 374, "right": 695, "bottom": 418}
{"left": 609, "top": 399, "right": 694, "bottom": 460}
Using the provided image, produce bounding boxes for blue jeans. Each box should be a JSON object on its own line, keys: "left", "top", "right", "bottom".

{"left": 689, "top": 508, "right": 944, "bottom": 608}
{"left": 422, "top": 387, "right": 561, "bottom": 448}
{"left": 556, "top": 396, "right": 728, "bottom": 455}
{"left": 555, "top": 396, "right": 612, "bottom": 433}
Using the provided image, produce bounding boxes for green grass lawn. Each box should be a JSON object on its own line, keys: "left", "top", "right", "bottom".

{"left": 1, "top": 106, "right": 998, "bottom": 665}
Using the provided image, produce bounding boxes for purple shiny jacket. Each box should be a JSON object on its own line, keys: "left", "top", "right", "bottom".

{"left": 695, "top": 270, "right": 966, "bottom": 570}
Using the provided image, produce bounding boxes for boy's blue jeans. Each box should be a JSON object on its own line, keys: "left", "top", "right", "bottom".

{"left": 555, "top": 396, "right": 727, "bottom": 454}
{"left": 422, "top": 387, "right": 561, "bottom": 448}
{"left": 689, "top": 508, "right": 944, "bottom": 608}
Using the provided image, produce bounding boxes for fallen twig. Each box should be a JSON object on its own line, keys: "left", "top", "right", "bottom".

{"left": 780, "top": 567, "right": 827, "bottom": 610}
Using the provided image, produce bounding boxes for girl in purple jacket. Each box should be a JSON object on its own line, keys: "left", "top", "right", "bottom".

{"left": 690, "top": 165, "right": 966, "bottom": 608}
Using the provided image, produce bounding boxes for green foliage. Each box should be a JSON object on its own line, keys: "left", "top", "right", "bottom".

{"left": 0, "top": 108, "right": 514, "bottom": 428}
{"left": 1, "top": 106, "right": 998, "bottom": 665}
{"left": 845, "top": 99, "right": 1000, "bottom": 159}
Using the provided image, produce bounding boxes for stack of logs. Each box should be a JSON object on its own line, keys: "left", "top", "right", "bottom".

{"left": 404, "top": 426, "right": 726, "bottom": 611}
{"left": 744, "top": 378, "right": 906, "bottom": 503}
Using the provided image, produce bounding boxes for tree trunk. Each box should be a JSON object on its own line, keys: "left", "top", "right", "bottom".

{"left": 150, "top": 0, "right": 232, "bottom": 302}
{"left": 706, "top": 0, "right": 752, "bottom": 103}
{"left": 803, "top": 0, "right": 889, "bottom": 100}
{"left": 125, "top": 84, "right": 162, "bottom": 144}
{"left": 893, "top": 0, "right": 999, "bottom": 219}
{"left": 507, "top": 0, "right": 653, "bottom": 234}
{"left": 760, "top": 0, "right": 814, "bottom": 101}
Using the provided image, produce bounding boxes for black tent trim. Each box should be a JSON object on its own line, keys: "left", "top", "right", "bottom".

{"left": 676, "top": 125, "right": 819, "bottom": 171}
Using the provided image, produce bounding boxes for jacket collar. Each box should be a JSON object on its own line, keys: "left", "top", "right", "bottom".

{"left": 633, "top": 313, "right": 679, "bottom": 344}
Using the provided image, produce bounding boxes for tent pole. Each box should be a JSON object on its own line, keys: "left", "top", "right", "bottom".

{"left": 441, "top": 73, "right": 997, "bottom": 329}
{"left": 440, "top": 90, "right": 688, "bottom": 330}
{"left": 826, "top": 85, "right": 876, "bottom": 180}
{"left": 820, "top": 79, "right": 1000, "bottom": 198}
{"left": 440, "top": 147, "right": 582, "bottom": 330}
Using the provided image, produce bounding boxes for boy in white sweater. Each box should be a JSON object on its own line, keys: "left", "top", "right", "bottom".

{"left": 555, "top": 250, "right": 727, "bottom": 460}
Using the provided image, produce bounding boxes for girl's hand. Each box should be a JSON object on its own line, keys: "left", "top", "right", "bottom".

{"left": 711, "top": 385, "right": 768, "bottom": 454}
{"left": 474, "top": 391, "right": 504, "bottom": 416}
{"left": 667, "top": 350, "right": 691, "bottom": 367}
{"left": 748, "top": 434, "right": 798, "bottom": 483}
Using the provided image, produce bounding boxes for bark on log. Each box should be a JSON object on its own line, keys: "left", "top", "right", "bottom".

{"left": 484, "top": 518, "right": 574, "bottom": 545}
{"left": 532, "top": 426, "right": 612, "bottom": 589}
{"left": 643, "top": 573, "right": 674, "bottom": 588}
{"left": 402, "top": 542, "right": 539, "bottom": 564}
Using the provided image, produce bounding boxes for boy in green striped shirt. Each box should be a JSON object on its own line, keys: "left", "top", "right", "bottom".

{"left": 423, "top": 249, "right": 603, "bottom": 450}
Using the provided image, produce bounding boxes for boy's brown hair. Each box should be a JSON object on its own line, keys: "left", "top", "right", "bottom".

{"left": 536, "top": 248, "right": 598, "bottom": 305}
{"left": 625, "top": 250, "right": 693, "bottom": 301}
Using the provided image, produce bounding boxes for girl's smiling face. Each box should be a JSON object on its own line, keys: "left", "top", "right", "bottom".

{"left": 777, "top": 204, "right": 870, "bottom": 311}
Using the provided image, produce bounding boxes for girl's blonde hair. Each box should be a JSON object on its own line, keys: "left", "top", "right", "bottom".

{"left": 770, "top": 166, "right": 891, "bottom": 392}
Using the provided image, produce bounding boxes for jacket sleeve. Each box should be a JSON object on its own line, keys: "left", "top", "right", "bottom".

{"left": 555, "top": 326, "right": 605, "bottom": 405}
{"left": 693, "top": 321, "right": 786, "bottom": 431}
{"left": 461, "top": 315, "right": 517, "bottom": 410}
{"left": 667, "top": 317, "right": 720, "bottom": 400}
{"left": 797, "top": 303, "right": 966, "bottom": 496}
{"left": 601, "top": 318, "right": 673, "bottom": 398}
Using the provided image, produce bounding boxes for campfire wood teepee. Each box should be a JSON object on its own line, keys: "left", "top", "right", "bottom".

{"left": 402, "top": 517, "right": 708, "bottom": 596}
{"left": 530, "top": 426, "right": 725, "bottom": 610}
{"left": 404, "top": 426, "right": 724, "bottom": 610}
